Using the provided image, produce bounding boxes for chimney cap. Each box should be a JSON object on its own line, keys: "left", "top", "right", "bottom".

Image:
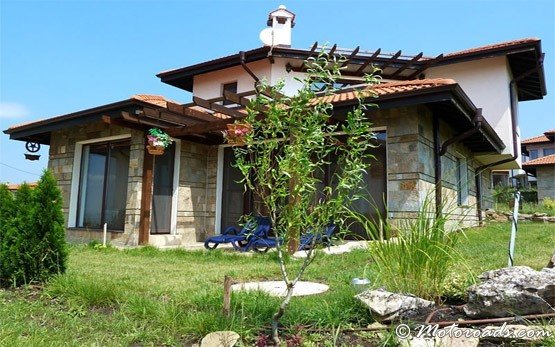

{"left": 267, "top": 5, "right": 296, "bottom": 27}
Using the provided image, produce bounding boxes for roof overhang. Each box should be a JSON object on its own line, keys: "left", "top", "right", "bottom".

{"left": 331, "top": 83, "right": 505, "bottom": 154}
{"left": 3, "top": 99, "right": 148, "bottom": 145}
{"left": 157, "top": 39, "right": 546, "bottom": 101}
{"left": 437, "top": 39, "right": 546, "bottom": 101}
{"left": 3, "top": 97, "right": 228, "bottom": 145}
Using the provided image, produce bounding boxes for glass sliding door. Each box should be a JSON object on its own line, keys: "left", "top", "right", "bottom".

{"left": 221, "top": 147, "right": 249, "bottom": 232}
{"left": 77, "top": 140, "right": 130, "bottom": 230}
{"left": 151, "top": 144, "right": 175, "bottom": 234}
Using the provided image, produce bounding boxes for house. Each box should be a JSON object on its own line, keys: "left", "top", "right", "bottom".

{"left": 3, "top": 6, "right": 547, "bottom": 247}
{"left": 6, "top": 182, "right": 38, "bottom": 193}
{"left": 522, "top": 130, "right": 555, "bottom": 200}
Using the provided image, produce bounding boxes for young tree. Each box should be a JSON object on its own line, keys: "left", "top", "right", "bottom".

{"left": 231, "top": 51, "right": 380, "bottom": 344}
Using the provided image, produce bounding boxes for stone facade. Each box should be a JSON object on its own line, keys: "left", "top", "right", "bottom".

{"left": 48, "top": 120, "right": 217, "bottom": 247}
{"left": 47, "top": 106, "right": 496, "bottom": 246}
{"left": 49, "top": 122, "right": 144, "bottom": 246}
{"left": 368, "top": 105, "right": 485, "bottom": 227}
{"left": 536, "top": 165, "right": 555, "bottom": 200}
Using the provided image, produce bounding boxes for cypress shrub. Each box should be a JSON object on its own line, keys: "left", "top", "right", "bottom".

{"left": 1, "top": 183, "right": 35, "bottom": 286}
{"left": 0, "top": 171, "right": 67, "bottom": 287}
{"left": 0, "top": 184, "right": 14, "bottom": 284}
{"left": 32, "top": 170, "right": 68, "bottom": 281}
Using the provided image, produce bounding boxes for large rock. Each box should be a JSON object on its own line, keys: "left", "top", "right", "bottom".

{"left": 200, "top": 331, "right": 240, "bottom": 347}
{"left": 465, "top": 266, "right": 555, "bottom": 318}
{"left": 355, "top": 288, "right": 436, "bottom": 322}
{"left": 548, "top": 251, "right": 555, "bottom": 268}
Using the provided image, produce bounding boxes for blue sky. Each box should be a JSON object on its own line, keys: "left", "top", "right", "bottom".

{"left": 1, "top": 0, "right": 554, "bottom": 183}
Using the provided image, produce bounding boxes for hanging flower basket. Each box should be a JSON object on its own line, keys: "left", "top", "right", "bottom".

{"left": 146, "top": 128, "right": 173, "bottom": 155}
{"left": 225, "top": 122, "right": 253, "bottom": 146}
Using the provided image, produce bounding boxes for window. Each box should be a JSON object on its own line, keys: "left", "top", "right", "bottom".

{"left": 492, "top": 172, "right": 509, "bottom": 188}
{"left": 456, "top": 156, "right": 469, "bottom": 206}
{"left": 222, "top": 82, "right": 238, "bottom": 105}
{"left": 76, "top": 140, "right": 130, "bottom": 230}
{"left": 543, "top": 148, "right": 555, "bottom": 156}
{"left": 529, "top": 149, "right": 538, "bottom": 160}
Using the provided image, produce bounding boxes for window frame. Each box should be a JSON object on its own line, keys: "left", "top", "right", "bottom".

{"left": 68, "top": 134, "right": 132, "bottom": 229}
{"left": 529, "top": 149, "right": 539, "bottom": 160}
{"left": 455, "top": 154, "right": 469, "bottom": 206}
{"left": 222, "top": 81, "right": 238, "bottom": 105}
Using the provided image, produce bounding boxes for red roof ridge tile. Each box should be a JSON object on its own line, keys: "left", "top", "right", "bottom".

{"left": 522, "top": 154, "right": 555, "bottom": 166}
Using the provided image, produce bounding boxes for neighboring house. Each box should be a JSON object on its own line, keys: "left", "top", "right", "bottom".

{"left": 522, "top": 130, "right": 555, "bottom": 199}
{"left": 6, "top": 182, "right": 38, "bottom": 193}
{"left": 3, "top": 6, "right": 547, "bottom": 247}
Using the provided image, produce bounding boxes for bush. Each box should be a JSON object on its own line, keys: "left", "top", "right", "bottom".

{"left": 366, "top": 198, "right": 469, "bottom": 302}
{"left": 0, "top": 170, "right": 67, "bottom": 287}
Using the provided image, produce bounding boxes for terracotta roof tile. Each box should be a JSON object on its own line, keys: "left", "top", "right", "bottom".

{"left": 522, "top": 129, "right": 555, "bottom": 144}
{"left": 522, "top": 154, "right": 555, "bottom": 167}
{"left": 522, "top": 134, "right": 550, "bottom": 144}
{"left": 444, "top": 38, "right": 540, "bottom": 58}
{"left": 131, "top": 94, "right": 180, "bottom": 108}
{"left": 316, "top": 78, "right": 457, "bottom": 104}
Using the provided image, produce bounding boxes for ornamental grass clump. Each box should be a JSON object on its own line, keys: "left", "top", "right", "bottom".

{"left": 367, "top": 197, "right": 469, "bottom": 302}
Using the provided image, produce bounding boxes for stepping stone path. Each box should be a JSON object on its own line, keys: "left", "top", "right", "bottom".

{"left": 231, "top": 281, "right": 329, "bottom": 297}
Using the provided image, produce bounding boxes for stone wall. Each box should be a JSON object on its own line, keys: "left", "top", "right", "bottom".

{"left": 176, "top": 141, "right": 217, "bottom": 243}
{"left": 48, "top": 121, "right": 144, "bottom": 246}
{"left": 368, "top": 105, "right": 485, "bottom": 227}
{"left": 536, "top": 165, "right": 555, "bottom": 200}
{"left": 48, "top": 121, "right": 218, "bottom": 246}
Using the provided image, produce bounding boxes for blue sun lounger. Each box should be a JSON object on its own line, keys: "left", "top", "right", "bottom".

{"left": 204, "top": 216, "right": 272, "bottom": 250}
{"left": 238, "top": 223, "right": 337, "bottom": 253}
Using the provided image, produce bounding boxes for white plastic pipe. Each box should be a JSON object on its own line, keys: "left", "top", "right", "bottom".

{"left": 103, "top": 223, "right": 107, "bottom": 247}
{"left": 508, "top": 191, "right": 520, "bottom": 267}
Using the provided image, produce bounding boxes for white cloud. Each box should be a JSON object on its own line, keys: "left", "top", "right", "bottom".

{"left": 0, "top": 102, "right": 30, "bottom": 119}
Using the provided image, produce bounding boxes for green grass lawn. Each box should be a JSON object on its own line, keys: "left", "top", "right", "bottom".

{"left": 0, "top": 222, "right": 553, "bottom": 346}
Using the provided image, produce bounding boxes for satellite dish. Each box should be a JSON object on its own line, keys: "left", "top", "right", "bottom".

{"left": 259, "top": 28, "right": 274, "bottom": 46}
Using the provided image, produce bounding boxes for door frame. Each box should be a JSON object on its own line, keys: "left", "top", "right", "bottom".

{"left": 150, "top": 139, "right": 181, "bottom": 235}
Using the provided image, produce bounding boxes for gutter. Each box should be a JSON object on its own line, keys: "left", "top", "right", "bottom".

{"left": 474, "top": 54, "right": 544, "bottom": 223}
{"left": 434, "top": 109, "right": 483, "bottom": 217}
{"left": 240, "top": 51, "right": 260, "bottom": 85}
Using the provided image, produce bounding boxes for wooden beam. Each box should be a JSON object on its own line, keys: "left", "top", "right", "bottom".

{"left": 121, "top": 111, "right": 174, "bottom": 128}
{"left": 406, "top": 54, "right": 444, "bottom": 80}
{"left": 102, "top": 115, "right": 148, "bottom": 131}
{"left": 255, "top": 85, "right": 289, "bottom": 104}
{"left": 328, "top": 44, "right": 337, "bottom": 56}
{"left": 340, "top": 46, "right": 360, "bottom": 67}
{"left": 389, "top": 52, "right": 424, "bottom": 79}
{"left": 139, "top": 148, "right": 154, "bottom": 245}
{"left": 355, "top": 48, "right": 381, "bottom": 74}
{"left": 378, "top": 50, "right": 402, "bottom": 72}
{"left": 167, "top": 119, "right": 233, "bottom": 137}
{"left": 193, "top": 96, "right": 245, "bottom": 119}
{"left": 142, "top": 107, "right": 194, "bottom": 126}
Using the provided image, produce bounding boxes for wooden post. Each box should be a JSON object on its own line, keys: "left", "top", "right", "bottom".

{"left": 139, "top": 149, "right": 154, "bottom": 245}
{"left": 223, "top": 275, "right": 233, "bottom": 317}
